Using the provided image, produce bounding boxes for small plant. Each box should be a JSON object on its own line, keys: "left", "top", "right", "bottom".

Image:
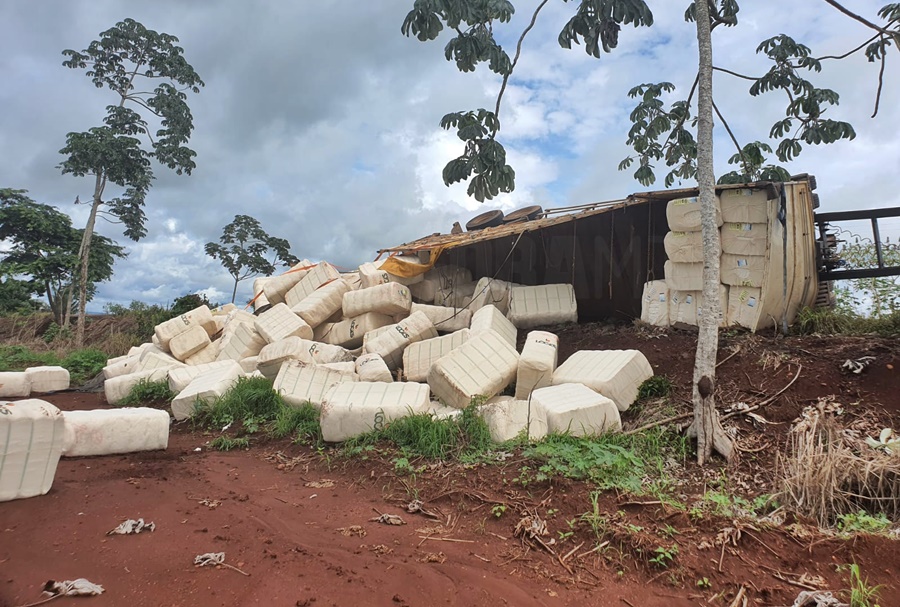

{"left": 558, "top": 529, "right": 574, "bottom": 540}
{"left": 62, "top": 349, "right": 108, "bottom": 385}
{"left": 638, "top": 375, "right": 672, "bottom": 399}
{"left": 581, "top": 491, "right": 608, "bottom": 539}
{"left": 118, "top": 378, "right": 175, "bottom": 407}
{"left": 491, "top": 504, "right": 507, "bottom": 518}
{"left": 696, "top": 577, "right": 711, "bottom": 589}
{"left": 393, "top": 457, "right": 413, "bottom": 475}
{"left": 836, "top": 511, "right": 892, "bottom": 535}
{"left": 209, "top": 436, "right": 250, "bottom": 451}
{"left": 839, "top": 563, "right": 883, "bottom": 607}
{"left": 659, "top": 524, "right": 680, "bottom": 539}
{"left": 649, "top": 544, "right": 678, "bottom": 569}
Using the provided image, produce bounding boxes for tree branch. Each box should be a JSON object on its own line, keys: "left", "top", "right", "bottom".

{"left": 494, "top": 0, "right": 550, "bottom": 126}
{"left": 817, "top": 33, "right": 880, "bottom": 60}
{"left": 820, "top": 0, "right": 895, "bottom": 36}
{"left": 711, "top": 99, "right": 746, "bottom": 169}
{"left": 712, "top": 66, "right": 758, "bottom": 81}
{"left": 873, "top": 42, "right": 887, "bottom": 118}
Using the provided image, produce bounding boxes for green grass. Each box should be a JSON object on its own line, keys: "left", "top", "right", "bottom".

{"left": 0, "top": 344, "right": 108, "bottom": 385}
{"left": 796, "top": 306, "right": 900, "bottom": 337}
{"left": 117, "top": 378, "right": 175, "bottom": 407}
{"left": 209, "top": 436, "right": 251, "bottom": 451}
{"left": 61, "top": 348, "right": 108, "bottom": 384}
{"left": 637, "top": 375, "right": 673, "bottom": 399}
{"left": 836, "top": 511, "right": 892, "bottom": 535}
{"left": 840, "top": 563, "right": 883, "bottom": 607}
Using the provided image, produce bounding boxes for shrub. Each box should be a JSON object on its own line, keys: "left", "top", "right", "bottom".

{"left": 61, "top": 348, "right": 108, "bottom": 385}
{"left": 118, "top": 379, "right": 175, "bottom": 408}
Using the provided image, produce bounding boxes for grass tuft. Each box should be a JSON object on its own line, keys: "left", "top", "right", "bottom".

{"left": 118, "top": 378, "right": 175, "bottom": 408}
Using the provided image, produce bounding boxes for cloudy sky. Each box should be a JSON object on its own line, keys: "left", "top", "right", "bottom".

{"left": 1, "top": 1, "right": 897, "bottom": 311}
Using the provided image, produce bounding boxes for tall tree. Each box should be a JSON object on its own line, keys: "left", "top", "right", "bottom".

{"left": 403, "top": 1, "right": 898, "bottom": 463}
{"left": 205, "top": 215, "right": 300, "bottom": 303}
{"left": 0, "top": 188, "right": 125, "bottom": 325}
{"left": 59, "top": 18, "right": 204, "bottom": 346}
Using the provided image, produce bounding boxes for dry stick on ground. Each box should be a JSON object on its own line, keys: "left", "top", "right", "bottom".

{"left": 720, "top": 364, "right": 803, "bottom": 423}
{"left": 727, "top": 585, "right": 747, "bottom": 607}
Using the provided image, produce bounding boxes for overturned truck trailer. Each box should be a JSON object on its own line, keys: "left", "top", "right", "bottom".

{"left": 378, "top": 178, "right": 819, "bottom": 331}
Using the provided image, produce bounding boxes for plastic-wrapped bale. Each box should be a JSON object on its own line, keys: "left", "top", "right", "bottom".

{"left": 376, "top": 255, "right": 425, "bottom": 286}
{"left": 663, "top": 231, "right": 704, "bottom": 263}
{"left": 507, "top": 284, "right": 577, "bottom": 329}
{"left": 319, "top": 312, "right": 394, "bottom": 349}
{"left": 469, "top": 277, "right": 515, "bottom": 314}
{"left": 720, "top": 253, "right": 766, "bottom": 288}
{"left": 363, "top": 311, "right": 437, "bottom": 370}
{"left": 640, "top": 280, "right": 670, "bottom": 327}
{"left": 262, "top": 259, "right": 314, "bottom": 304}
{"left": 434, "top": 281, "right": 476, "bottom": 308}
{"left": 403, "top": 329, "right": 470, "bottom": 382}
{"left": 0, "top": 372, "right": 31, "bottom": 398}
{"left": 103, "top": 350, "right": 182, "bottom": 381}
{"left": 358, "top": 261, "right": 391, "bottom": 289}
{"left": 169, "top": 324, "right": 211, "bottom": 361}
{"left": 727, "top": 286, "right": 764, "bottom": 329}
{"left": 0, "top": 399, "right": 65, "bottom": 502}
{"left": 320, "top": 382, "right": 431, "bottom": 442}
{"left": 216, "top": 322, "right": 266, "bottom": 362}
{"left": 185, "top": 340, "right": 221, "bottom": 366}
{"left": 342, "top": 282, "right": 412, "bottom": 318}
{"left": 666, "top": 196, "right": 722, "bottom": 231}
{"left": 479, "top": 397, "right": 548, "bottom": 442}
{"left": 256, "top": 337, "right": 316, "bottom": 379}
{"left": 719, "top": 188, "right": 769, "bottom": 224}
{"left": 362, "top": 324, "right": 395, "bottom": 350}
{"left": 239, "top": 356, "right": 258, "bottom": 374}
{"left": 62, "top": 408, "right": 169, "bottom": 457}
{"left": 669, "top": 290, "right": 699, "bottom": 326}
{"left": 409, "top": 278, "right": 439, "bottom": 303}
{"left": 342, "top": 271, "right": 362, "bottom": 291}
{"left": 515, "top": 331, "right": 558, "bottom": 400}
{"left": 427, "top": 330, "right": 519, "bottom": 409}
{"left": 284, "top": 261, "right": 340, "bottom": 308}
{"left": 410, "top": 303, "right": 471, "bottom": 333}
{"left": 427, "top": 265, "right": 472, "bottom": 290}
{"left": 274, "top": 361, "right": 357, "bottom": 408}
{"left": 292, "top": 278, "right": 351, "bottom": 329}
{"left": 470, "top": 305, "right": 517, "bottom": 349}
{"left": 251, "top": 277, "right": 272, "bottom": 311}
{"left": 153, "top": 305, "right": 216, "bottom": 350}
{"left": 170, "top": 362, "right": 244, "bottom": 421}
{"left": 168, "top": 360, "right": 238, "bottom": 393}
{"left": 105, "top": 367, "right": 170, "bottom": 406}
{"left": 355, "top": 353, "right": 393, "bottom": 382}
{"left": 532, "top": 383, "right": 621, "bottom": 436}
{"left": 254, "top": 302, "right": 313, "bottom": 344}
{"left": 551, "top": 350, "right": 653, "bottom": 412}
{"left": 721, "top": 222, "right": 767, "bottom": 256}
{"left": 25, "top": 366, "right": 69, "bottom": 393}
{"left": 103, "top": 354, "right": 141, "bottom": 380}
{"left": 319, "top": 362, "right": 357, "bottom": 374}
{"left": 664, "top": 260, "right": 704, "bottom": 292}
{"left": 300, "top": 339, "right": 354, "bottom": 364}
{"left": 428, "top": 402, "right": 463, "bottom": 421}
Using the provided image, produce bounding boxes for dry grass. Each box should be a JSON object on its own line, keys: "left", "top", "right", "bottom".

{"left": 778, "top": 401, "right": 900, "bottom": 527}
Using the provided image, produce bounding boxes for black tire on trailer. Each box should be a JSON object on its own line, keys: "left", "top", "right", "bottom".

{"left": 503, "top": 205, "right": 543, "bottom": 223}
{"left": 466, "top": 210, "right": 505, "bottom": 231}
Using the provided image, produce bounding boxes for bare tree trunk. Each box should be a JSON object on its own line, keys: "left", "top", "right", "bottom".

{"left": 75, "top": 174, "right": 105, "bottom": 348}
{"left": 62, "top": 284, "right": 73, "bottom": 327}
{"left": 690, "top": 0, "right": 734, "bottom": 465}
{"left": 231, "top": 278, "right": 239, "bottom": 304}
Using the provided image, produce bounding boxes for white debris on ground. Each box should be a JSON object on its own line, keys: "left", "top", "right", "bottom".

{"left": 42, "top": 578, "right": 104, "bottom": 597}
{"left": 108, "top": 518, "right": 156, "bottom": 535}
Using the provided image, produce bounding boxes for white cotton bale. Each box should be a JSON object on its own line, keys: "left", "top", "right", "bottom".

{"left": 720, "top": 253, "right": 766, "bottom": 288}
{"left": 515, "top": 331, "right": 558, "bottom": 400}
{"left": 262, "top": 260, "right": 314, "bottom": 304}
{"left": 362, "top": 324, "right": 395, "bottom": 350}
{"left": 300, "top": 339, "right": 354, "bottom": 364}
{"left": 666, "top": 196, "right": 722, "bottom": 231}
{"left": 320, "top": 382, "right": 431, "bottom": 442}
{"left": 507, "top": 284, "right": 577, "bottom": 329}
{"left": 358, "top": 261, "right": 391, "bottom": 289}
{"left": 469, "top": 277, "right": 515, "bottom": 314}
{"left": 319, "top": 312, "right": 394, "bottom": 349}
{"left": 663, "top": 231, "right": 704, "bottom": 263}
{"left": 153, "top": 305, "right": 216, "bottom": 349}
{"left": 168, "top": 325, "right": 212, "bottom": 362}
{"left": 668, "top": 290, "right": 699, "bottom": 325}
{"left": 0, "top": 399, "right": 65, "bottom": 502}
{"left": 376, "top": 256, "right": 426, "bottom": 286}
{"left": 284, "top": 261, "right": 341, "bottom": 308}
{"left": 104, "top": 368, "right": 170, "bottom": 406}
{"left": 342, "top": 282, "right": 412, "bottom": 318}
{"left": 313, "top": 321, "right": 336, "bottom": 343}
{"left": 292, "top": 279, "right": 351, "bottom": 329}
{"left": 168, "top": 360, "right": 237, "bottom": 394}
{"left": 426, "top": 330, "right": 519, "bottom": 409}
{"left": 256, "top": 337, "right": 316, "bottom": 379}
{"left": 640, "top": 280, "right": 670, "bottom": 327}
{"left": 726, "top": 286, "right": 763, "bottom": 329}
{"left": 238, "top": 356, "right": 259, "bottom": 374}
{"left": 319, "top": 362, "right": 357, "bottom": 375}
{"left": 62, "top": 408, "right": 169, "bottom": 457}
{"left": 410, "top": 303, "right": 471, "bottom": 333}
{"left": 273, "top": 361, "right": 357, "bottom": 409}
{"left": 428, "top": 402, "right": 463, "bottom": 421}
{"left": 434, "top": 281, "right": 477, "bottom": 308}
{"left": 185, "top": 339, "right": 221, "bottom": 366}
{"left": 0, "top": 373, "right": 31, "bottom": 398}
{"left": 254, "top": 302, "right": 313, "bottom": 344}
{"left": 720, "top": 222, "right": 768, "bottom": 256}
{"left": 251, "top": 277, "right": 272, "bottom": 310}
{"left": 470, "top": 305, "right": 517, "bottom": 348}
{"left": 532, "top": 383, "right": 621, "bottom": 436}
{"left": 355, "top": 353, "right": 393, "bottom": 382}
{"left": 479, "top": 398, "right": 548, "bottom": 442}
{"left": 137, "top": 350, "right": 185, "bottom": 375}
{"left": 363, "top": 311, "right": 437, "bottom": 370}
{"left": 409, "top": 278, "right": 439, "bottom": 303}
{"left": 170, "top": 362, "right": 244, "bottom": 421}
{"left": 107, "top": 352, "right": 132, "bottom": 366}
{"left": 24, "top": 366, "right": 70, "bottom": 393}
{"left": 664, "top": 260, "right": 704, "bottom": 292}
{"left": 211, "top": 303, "right": 237, "bottom": 316}
{"left": 551, "top": 350, "right": 653, "bottom": 412}
{"left": 216, "top": 322, "right": 266, "bottom": 362}
{"left": 403, "top": 329, "right": 470, "bottom": 383}
{"left": 103, "top": 354, "right": 141, "bottom": 380}
{"left": 427, "top": 265, "right": 473, "bottom": 290}
{"left": 719, "top": 188, "right": 769, "bottom": 224}
{"left": 341, "top": 271, "right": 362, "bottom": 291}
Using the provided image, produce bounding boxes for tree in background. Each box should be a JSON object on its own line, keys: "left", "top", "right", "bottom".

{"left": 205, "top": 215, "right": 300, "bottom": 303}
{"left": 0, "top": 188, "right": 126, "bottom": 325}
{"left": 59, "top": 18, "right": 204, "bottom": 347}
{"left": 403, "top": 1, "right": 898, "bottom": 463}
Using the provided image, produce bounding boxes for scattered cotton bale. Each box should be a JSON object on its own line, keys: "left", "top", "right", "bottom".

{"left": 170, "top": 362, "right": 244, "bottom": 421}
{"left": 362, "top": 324, "right": 395, "bottom": 350}
{"left": 168, "top": 360, "right": 238, "bottom": 394}
{"left": 409, "top": 278, "right": 439, "bottom": 303}
{"left": 434, "top": 281, "right": 476, "bottom": 308}
{"left": 262, "top": 259, "right": 314, "bottom": 304}
{"left": 551, "top": 350, "right": 653, "bottom": 412}
{"left": 301, "top": 339, "right": 354, "bottom": 364}
{"left": 251, "top": 277, "right": 272, "bottom": 310}
{"left": 254, "top": 302, "right": 313, "bottom": 343}
{"left": 470, "top": 305, "right": 517, "bottom": 348}
{"left": 292, "top": 278, "right": 352, "bottom": 329}
{"left": 363, "top": 311, "right": 437, "bottom": 370}
{"left": 319, "top": 362, "right": 357, "bottom": 375}
{"left": 376, "top": 255, "right": 425, "bottom": 286}
{"left": 427, "top": 402, "right": 462, "bottom": 421}
{"left": 273, "top": 361, "right": 357, "bottom": 409}
{"left": 479, "top": 398, "right": 547, "bottom": 442}
{"left": 355, "top": 353, "right": 393, "bottom": 382}
{"left": 0, "top": 372, "right": 32, "bottom": 398}
{"left": 239, "top": 356, "right": 259, "bottom": 374}
{"left": 507, "top": 284, "right": 577, "bottom": 329}
{"left": 104, "top": 368, "right": 170, "bottom": 406}
{"left": 664, "top": 260, "right": 704, "bottom": 292}
{"left": 358, "top": 261, "right": 391, "bottom": 289}
{"left": 284, "top": 261, "right": 341, "bottom": 308}
{"left": 410, "top": 303, "right": 471, "bottom": 333}
{"left": 25, "top": 366, "right": 69, "bottom": 393}
{"left": 343, "top": 282, "right": 412, "bottom": 318}
{"left": 640, "top": 280, "right": 670, "bottom": 327}
{"left": 403, "top": 329, "right": 470, "bottom": 383}
{"left": 185, "top": 340, "right": 221, "bottom": 366}
{"left": 318, "top": 312, "right": 394, "bottom": 349}
{"left": 256, "top": 337, "right": 316, "bottom": 379}
{"left": 342, "top": 271, "right": 362, "bottom": 291}
{"left": 0, "top": 399, "right": 65, "bottom": 502}
{"left": 320, "top": 382, "right": 431, "bottom": 442}
{"left": 103, "top": 354, "right": 142, "bottom": 380}
{"left": 154, "top": 305, "right": 216, "bottom": 349}
{"left": 427, "top": 330, "right": 519, "bottom": 409}
{"left": 663, "top": 231, "right": 704, "bottom": 263}
{"left": 666, "top": 196, "right": 722, "bottom": 231}
{"left": 515, "top": 331, "right": 558, "bottom": 400}
{"left": 216, "top": 322, "right": 267, "bottom": 362}
{"left": 532, "top": 383, "right": 621, "bottom": 436}
{"left": 62, "top": 408, "right": 169, "bottom": 457}
{"left": 469, "top": 277, "right": 515, "bottom": 314}
{"left": 169, "top": 324, "right": 212, "bottom": 361}
{"left": 427, "top": 265, "right": 472, "bottom": 290}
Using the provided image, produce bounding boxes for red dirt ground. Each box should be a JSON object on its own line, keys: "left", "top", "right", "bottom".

{"left": 2, "top": 326, "right": 899, "bottom": 607}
